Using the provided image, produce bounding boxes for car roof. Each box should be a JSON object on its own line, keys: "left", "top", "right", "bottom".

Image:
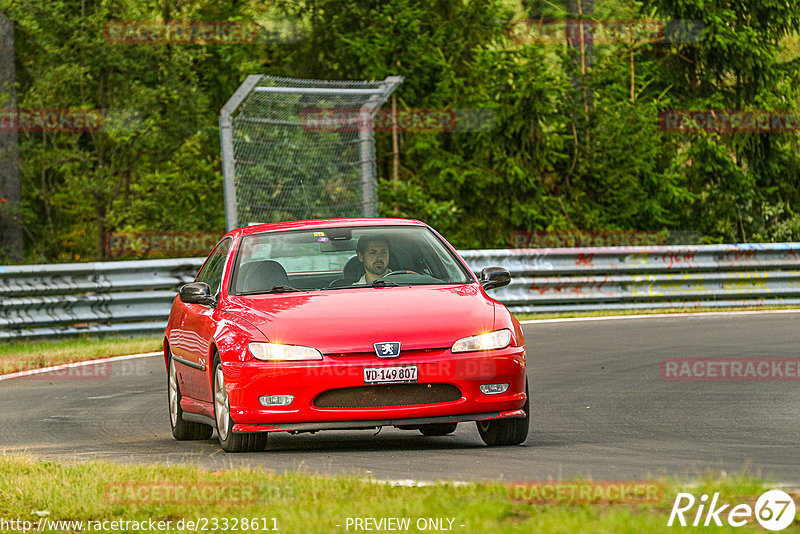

{"left": 229, "top": 218, "right": 428, "bottom": 238}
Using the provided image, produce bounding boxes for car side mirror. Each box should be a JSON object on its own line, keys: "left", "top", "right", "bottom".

{"left": 180, "top": 282, "right": 217, "bottom": 307}
{"left": 480, "top": 266, "right": 511, "bottom": 291}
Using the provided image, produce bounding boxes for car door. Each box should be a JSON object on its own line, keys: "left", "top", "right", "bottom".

{"left": 178, "top": 237, "right": 232, "bottom": 400}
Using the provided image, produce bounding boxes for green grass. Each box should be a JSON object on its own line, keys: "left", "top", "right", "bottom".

{"left": 0, "top": 456, "right": 793, "bottom": 533}
{"left": 516, "top": 306, "right": 800, "bottom": 321}
{"left": 0, "top": 335, "right": 162, "bottom": 375}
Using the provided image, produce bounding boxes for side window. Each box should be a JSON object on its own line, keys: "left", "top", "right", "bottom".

{"left": 195, "top": 238, "right": 232, "bottom": 296}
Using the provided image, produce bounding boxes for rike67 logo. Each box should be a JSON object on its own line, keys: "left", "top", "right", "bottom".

{"left": 668, "top": 490, "right": 796, "bottom": 531}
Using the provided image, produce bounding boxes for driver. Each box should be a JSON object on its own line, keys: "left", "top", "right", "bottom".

{"left": 355, "top": 235, "right": 392, "bottom": 284}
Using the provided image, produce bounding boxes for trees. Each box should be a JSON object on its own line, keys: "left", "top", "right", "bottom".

{"left": 4, "top": 0, "right": 260, "bottom": 261}
{"left": 3, "top": 0, "right": 800, "bottom": 261}
{"left": 651, "top": 0, "right": 800, "bottom": 242}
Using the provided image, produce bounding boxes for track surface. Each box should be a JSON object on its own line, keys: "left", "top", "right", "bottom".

{"left": 1, "top": 313, "right": 798, "bottom": 482}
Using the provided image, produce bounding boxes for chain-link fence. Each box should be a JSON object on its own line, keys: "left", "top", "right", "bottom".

{"left": 220, "top": 75, "right": 403, "bottom": 230}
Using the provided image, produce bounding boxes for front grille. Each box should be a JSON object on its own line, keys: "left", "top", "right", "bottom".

{"left": 313, "top": 383, "right": 462, "bottom": 408}
{"left": 325, "top": 348, "right": 443, "bottom": 359}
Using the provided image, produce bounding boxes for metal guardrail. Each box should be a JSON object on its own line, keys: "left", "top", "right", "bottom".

{"left": 0, "top": 258, "right": 204, "bottom": 340}
{"left": 462, "top": 243, "right": 800, "bottom": 313}
{"left": 2, "top": 243, "right": 800, "bottom": 339}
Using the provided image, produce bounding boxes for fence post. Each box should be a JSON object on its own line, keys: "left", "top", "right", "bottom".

{"left": 0, "top": 12, "right": 22, "bottom": 262}
{"left": 220, "top": 75, "right": 262, "bottom": 231}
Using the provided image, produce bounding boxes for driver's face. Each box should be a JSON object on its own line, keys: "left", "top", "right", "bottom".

{"left": 358, "top": 240, "right": 390, "bottom": 279}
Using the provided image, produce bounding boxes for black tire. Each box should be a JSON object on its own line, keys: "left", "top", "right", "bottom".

{"left": 212, "top": 356, "right": 268, "bottom": 453}
{"left": 419, "top": 423, "right": 458, "bottom": 436}
{"left": 167, "top": 351, "right": 213, "bottom": 441}
{"left": 476, "top": 381, "right": 529, "bottom": 446}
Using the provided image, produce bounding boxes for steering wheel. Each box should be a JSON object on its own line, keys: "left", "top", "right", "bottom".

{"left": 379, "top": 270, "right": 419, "bottom": 278}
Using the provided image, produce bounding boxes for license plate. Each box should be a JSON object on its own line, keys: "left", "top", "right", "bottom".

{"left": 363, "top": 366, "right": 418, "bottom": 384}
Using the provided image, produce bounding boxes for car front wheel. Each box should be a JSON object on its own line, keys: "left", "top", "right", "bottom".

{"left": 168, "top": 351, "right": 213, "bottom": 441}
{"left": 213, "top": 356, "right": 268, "bottom": 453}
{"left": 476, "top": 380, "right": 529, "bottom": 446}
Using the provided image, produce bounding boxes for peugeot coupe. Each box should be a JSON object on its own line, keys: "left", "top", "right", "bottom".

{"left": 164, "top": 218, "right": 528, "bottom": 452}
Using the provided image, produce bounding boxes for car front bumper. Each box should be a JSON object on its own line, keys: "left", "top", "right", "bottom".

{"left": 222, "top": 347, "right": 527, "bottom": 433}
{"left": 231, "top": 409, "right": 526, "bottom": 434}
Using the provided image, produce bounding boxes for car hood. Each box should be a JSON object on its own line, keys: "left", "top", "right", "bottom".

{"left": 224, "top": 284, "right": 495, "bottom": 354}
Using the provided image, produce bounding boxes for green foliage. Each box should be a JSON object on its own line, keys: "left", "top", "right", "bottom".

{"left": 651, "top": 0, "right": 800, "bottom": 242}
{"left": 4, "top": 0, "right": 260, "bottom": 261}
{"left": 3, "top": 0, "right": 800, "bottom": 261}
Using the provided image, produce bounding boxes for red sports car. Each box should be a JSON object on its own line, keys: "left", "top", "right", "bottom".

{"left": 164, "top": 218, "right": 528, "bottom": 452}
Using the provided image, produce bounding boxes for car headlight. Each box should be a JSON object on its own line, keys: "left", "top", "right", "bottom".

{"left": 451, "top": 329, "right": 512, "bottom": 353}
{"left": 248, "top": 342, "right": 323, "bottom": 361}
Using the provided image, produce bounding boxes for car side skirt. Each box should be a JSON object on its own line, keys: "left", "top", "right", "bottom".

{"left": 183, "top": 412, "right": 217, "bottom": 428}
{"left": 231, "top": 409, "right": 526, "bottom": 434}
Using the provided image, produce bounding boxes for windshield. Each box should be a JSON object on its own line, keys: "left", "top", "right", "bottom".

{"left": 230, "top": 225, "right": 473, "bottom": 294}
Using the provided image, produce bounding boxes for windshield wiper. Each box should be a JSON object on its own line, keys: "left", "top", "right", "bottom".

{"left": 266, "top": 285, "right": 304, "bottom": 293}
{"left": 237, "top": 285, "right": 304, "bottom": 295}
{"left": 321, "top": 279, "right": 400, "bottom": 290}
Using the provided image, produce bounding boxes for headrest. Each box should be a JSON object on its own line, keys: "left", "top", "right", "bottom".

{"left": 342, "top": 256, "right": 365, "bottom": 283}
{"left": 240, "top": 260, "right": 289, "bottom": 292}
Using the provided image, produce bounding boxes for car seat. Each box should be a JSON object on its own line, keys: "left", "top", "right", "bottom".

{"left": 239, "top": 260, "right": 290, "bottom": 293}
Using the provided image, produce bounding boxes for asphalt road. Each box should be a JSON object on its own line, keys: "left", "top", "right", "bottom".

{"left": 1, "top": 312, "right": 798, "bottom": 482}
